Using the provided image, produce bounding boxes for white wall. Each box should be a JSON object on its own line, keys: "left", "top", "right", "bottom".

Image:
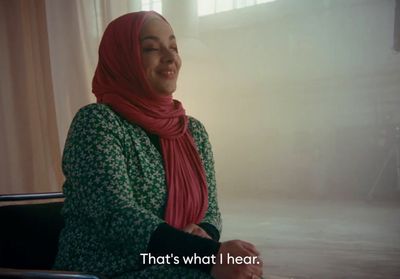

{"left": 174, "top": 0, "right": 400, "bottom": 199}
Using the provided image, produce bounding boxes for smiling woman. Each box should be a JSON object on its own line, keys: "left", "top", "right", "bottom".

{"left": 53, "top": 11, "right": 263, "bottom": 279}
{"left": 140, "top": 16, "right": 182, "bottom": 95}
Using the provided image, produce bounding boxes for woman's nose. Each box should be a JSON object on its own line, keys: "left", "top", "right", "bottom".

{"left": 160, "top": 48, "right": 175, "bottom": 63}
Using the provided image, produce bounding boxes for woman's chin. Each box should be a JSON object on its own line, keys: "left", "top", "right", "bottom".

{"left": 153, "top": 85, "right": 177, "bottom": 96}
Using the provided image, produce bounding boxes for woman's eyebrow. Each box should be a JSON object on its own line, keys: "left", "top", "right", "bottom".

{"left": 140, "top": 35, "right": 176, "bottom": 42}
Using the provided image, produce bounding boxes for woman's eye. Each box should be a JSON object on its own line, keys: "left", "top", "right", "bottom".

{"left": 143, "top": 47, "right": 159, "bottom": 52}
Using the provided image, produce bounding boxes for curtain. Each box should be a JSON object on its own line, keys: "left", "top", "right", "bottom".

{"left": 0, "top": 0, "right": 140, "bottom": 194}
{"left": 45, "top": 0, "right": 140, "bottom": 148}
{"left": 0, "top": 0, "right": 63, "bottom": 194}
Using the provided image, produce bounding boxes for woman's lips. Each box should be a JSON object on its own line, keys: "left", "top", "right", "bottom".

{"left": 157, "top": 70, "right": 176, "bottom": 79}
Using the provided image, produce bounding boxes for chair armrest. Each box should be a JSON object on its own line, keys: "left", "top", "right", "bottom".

{"left": 0, "top": 268, "right": 107, "bottom": 279}
{"left": 0, "top": 192, "right": 64, "bottom": 202}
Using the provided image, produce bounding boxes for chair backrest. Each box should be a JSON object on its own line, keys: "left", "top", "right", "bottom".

{"left": 0, "top": 200, "right": 64, "bottom": 269}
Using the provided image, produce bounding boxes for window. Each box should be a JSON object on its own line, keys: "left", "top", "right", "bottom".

{"left": 198, "top": 0, "right": 276, "bottom": 16}
{"left": 141, "top": 0, "right": 162, "bottom": 13}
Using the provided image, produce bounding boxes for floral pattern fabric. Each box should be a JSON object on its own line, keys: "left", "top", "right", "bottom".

{"left": 54, "top": 104, "right": 222, "bottom": 278}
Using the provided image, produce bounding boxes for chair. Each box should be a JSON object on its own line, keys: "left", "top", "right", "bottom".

{"left": 0, "top": 192, "right": 106, "bottom": 279}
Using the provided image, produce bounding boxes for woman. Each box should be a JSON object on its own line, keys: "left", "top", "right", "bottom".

{"left": 54, "top": 11, "right": 263, "bottom": 279}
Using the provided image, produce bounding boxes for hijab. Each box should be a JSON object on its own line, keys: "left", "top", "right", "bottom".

{"left": 92, "top": 11, "right": 208, "bottom": 229}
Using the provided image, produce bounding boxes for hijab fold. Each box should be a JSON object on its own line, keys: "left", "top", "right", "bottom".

{"left": 92, "top": 11, "right": 208, "bottom": 229}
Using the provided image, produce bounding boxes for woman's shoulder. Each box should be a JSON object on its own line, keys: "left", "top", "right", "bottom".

{"left": 71, "top": 103, "right": 127, "bottom": 128}
{"left": 188, "top": 116, "right": 209, "bottom": 138}
{"left": 70, "top": 104, "right": 149, "bottom": 141}
{"left": 75, "top": 103, "right": 117, "bottom": 120}
{"left": 66, "top": 103, "right": 129, "bottom": 139}
{"left": 188, "top": 116, "right": 204, "bottom": 130}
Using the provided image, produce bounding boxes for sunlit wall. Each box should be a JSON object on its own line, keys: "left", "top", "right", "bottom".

{"left": 166, "top": 0, "right": 400, "bottom": 200}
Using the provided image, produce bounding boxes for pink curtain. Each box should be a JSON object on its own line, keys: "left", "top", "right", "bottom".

{"left": 0, "top": 0, "right": 63, "bottom": 194}
{"left": 0, "top": 0, "right": 143, "bottom": 194}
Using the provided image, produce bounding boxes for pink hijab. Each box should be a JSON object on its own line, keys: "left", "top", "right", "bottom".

{"left": 92, "top": 11, "right": 208, "bottom": 229}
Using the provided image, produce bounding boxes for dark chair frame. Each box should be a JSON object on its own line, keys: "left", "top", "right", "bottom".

{"left": 0, "top": 192, "right": 106, "bottom": 279}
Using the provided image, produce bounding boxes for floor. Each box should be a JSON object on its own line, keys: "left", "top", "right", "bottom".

{"left": 219, "top": 197, "right": 400, "bottom": 279}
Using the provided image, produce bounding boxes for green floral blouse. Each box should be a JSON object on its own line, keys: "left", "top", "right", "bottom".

{"left": 53, "top": 104, "right": 222, "bottom": 278}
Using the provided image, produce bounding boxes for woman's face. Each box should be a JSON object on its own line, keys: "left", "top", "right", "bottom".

{"left": 140, "top": 16, "right": 181, "bottom": 95}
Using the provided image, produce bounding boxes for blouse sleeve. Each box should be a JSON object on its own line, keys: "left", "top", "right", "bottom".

{"left": 189, "top": 118, "right": 223, "bottom": 235}
{"left": 62, "top": 105, "right": 163, "bottom": 255}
